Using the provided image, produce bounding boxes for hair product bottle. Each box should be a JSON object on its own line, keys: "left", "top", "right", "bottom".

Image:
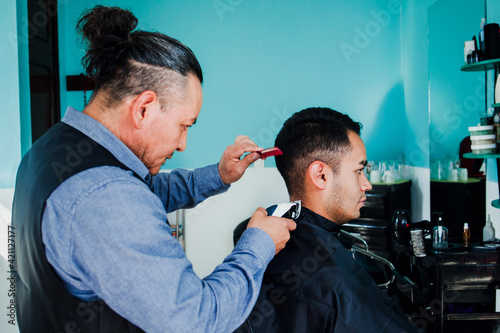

{"left": 483, "top": 214, "right": 496, "bottom": 243}
{"left": 479, "top": 18, "right": 486, "bottom": 53}
{"left": 432, "top": 213, "right": 448, "bottom": 250}
{"left": 463, "top": 223, "right": 471, "bottom": 246}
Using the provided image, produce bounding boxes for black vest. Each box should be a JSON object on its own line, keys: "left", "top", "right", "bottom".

{"left": 12, "top": 122, "right": 145, "bottom": 333}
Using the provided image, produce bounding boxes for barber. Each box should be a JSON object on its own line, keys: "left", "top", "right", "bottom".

{"left": 12, "top": 5, "right": 295, "bottom": 333}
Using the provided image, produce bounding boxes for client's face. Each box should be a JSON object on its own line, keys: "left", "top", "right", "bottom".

{"left": 326, "top": 132, "right": 372, "bottom": 224}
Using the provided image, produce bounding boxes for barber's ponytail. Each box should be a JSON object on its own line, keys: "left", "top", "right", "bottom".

{"left": 78, "top": 6, "right": 137, "bottom": 44}
{"left": 76, "top": 5, "right": 202, "bottom": 106}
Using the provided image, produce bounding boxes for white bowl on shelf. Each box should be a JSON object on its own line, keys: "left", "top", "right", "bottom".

{"left": 470, "top": 134, "right": 496, "bottom": 145}
{"left": 468, "top": 124, "right": 494, "bottom": 136}
{"left": 471, "top": 143, "right": 496, "bottom": 154}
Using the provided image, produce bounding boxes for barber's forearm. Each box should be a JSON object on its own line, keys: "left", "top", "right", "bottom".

{"left": 188, "top": 228, "right": 275, "bottom": 332}
{"left": 152, "top": 164, "right": 229, "bottom": 212}
{"left": 96, "top": 229, "right": 274, "bottom": 332}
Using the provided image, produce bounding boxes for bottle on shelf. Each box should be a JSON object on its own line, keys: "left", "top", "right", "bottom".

{"left": 463, "top": 222, "right": 471, "bottom": 246}
{"left": 483, "top": 214, "right": 496, "bottom": 243}
{"left": 493, "top": 109, "right": 500, "bottom": 153}
{"left": 432, "top": 213, "right": 448, "bottom": 249}
{"left": 495, "top": 73, "right": 500, "bottom": 104}
{"left": 479, "top": 18, "right": 486, "bottom": 54}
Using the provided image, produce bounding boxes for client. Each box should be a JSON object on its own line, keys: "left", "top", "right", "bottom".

{"left": 236, "top": 107, "right": 418, "bottom": 332}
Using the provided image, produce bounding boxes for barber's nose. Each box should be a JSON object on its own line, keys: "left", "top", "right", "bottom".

{"left": 176, "top": 140, "right": 186, "bottom": 152}
{"left": 176, "top": 132, "right": 187, "bottom": 152}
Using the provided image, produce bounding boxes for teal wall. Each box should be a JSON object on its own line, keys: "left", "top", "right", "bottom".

{"left": 58, "top": 0, "right": 406, "bottom": 170}
{"left": 4, "top": 0, "right": 498, "bottom": 188}
{"left": 401, "top": 0, "right": 433, "bottom": 169}
{"left": 17, "top": 0, "right": 32, "bottom": 157}
{"left": 0, "top": 0, "right": 22, "bottom": 188}
{"left": 428, "top": 0, "right": 485, "bottom": 160}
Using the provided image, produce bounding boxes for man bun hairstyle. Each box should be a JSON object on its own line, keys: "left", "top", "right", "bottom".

{"left": 77, "top": 6, "right": 203, "bottom": 107}
{"left": 274, "top": 107, "right": 362, "bottom": 198}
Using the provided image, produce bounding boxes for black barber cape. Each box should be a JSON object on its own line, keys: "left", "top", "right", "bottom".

{"left": 236, "top": 207, "right": 418, "bottom": 333}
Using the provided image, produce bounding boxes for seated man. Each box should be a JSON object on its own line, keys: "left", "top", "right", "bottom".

{"left": 236, "top": 107, "right": 418, "bottom": 332}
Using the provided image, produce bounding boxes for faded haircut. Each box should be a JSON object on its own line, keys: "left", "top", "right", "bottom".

{"left": 274, "top": 107, "right": 362, "bottom": 198}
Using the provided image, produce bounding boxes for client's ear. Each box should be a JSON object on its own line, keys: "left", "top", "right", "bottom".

{"left": 307, "top": 161, "right": 328, "bottom": 190}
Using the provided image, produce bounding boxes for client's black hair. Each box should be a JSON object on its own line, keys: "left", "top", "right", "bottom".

{"left": 77, "top": 5, "right": 203, "bottom": 107}
{"left": 274, "top": 107, "right": 362, "bottom": 198}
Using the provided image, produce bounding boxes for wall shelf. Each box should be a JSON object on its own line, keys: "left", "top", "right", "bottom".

{"left": 461, "top": 58, "right": 500, "bottom": 71}
{"left": 463, "top": 152, "right": 500, "bottom": 159}
{"left": 462, "top": 59, "right": 500, "bottom": 209}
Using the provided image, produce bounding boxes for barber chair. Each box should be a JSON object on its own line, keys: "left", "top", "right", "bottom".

{"left": 337, "top": 230, "right": 416, "bottom": 290}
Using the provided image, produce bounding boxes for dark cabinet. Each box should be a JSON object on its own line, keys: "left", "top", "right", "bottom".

{"left": 404, "top": 248, "right": 500, "bottom": 333}
{"left": 430, "top": 179, "right": 486, "bottom": 242}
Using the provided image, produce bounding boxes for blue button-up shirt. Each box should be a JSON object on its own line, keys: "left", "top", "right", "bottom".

{"left": 41, "top": 107, "right": 275, "bottom": 333}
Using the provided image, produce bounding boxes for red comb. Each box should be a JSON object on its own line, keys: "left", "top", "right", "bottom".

{"left": 259, "top": 147, "right": 283, "bottom": 158}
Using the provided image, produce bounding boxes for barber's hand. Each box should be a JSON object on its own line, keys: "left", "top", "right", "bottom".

{"left": 218, "top": 136, "right": 262, "bottom": 185}
{"left": 247, "top": 207, "right": 297, "bottom": 255}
